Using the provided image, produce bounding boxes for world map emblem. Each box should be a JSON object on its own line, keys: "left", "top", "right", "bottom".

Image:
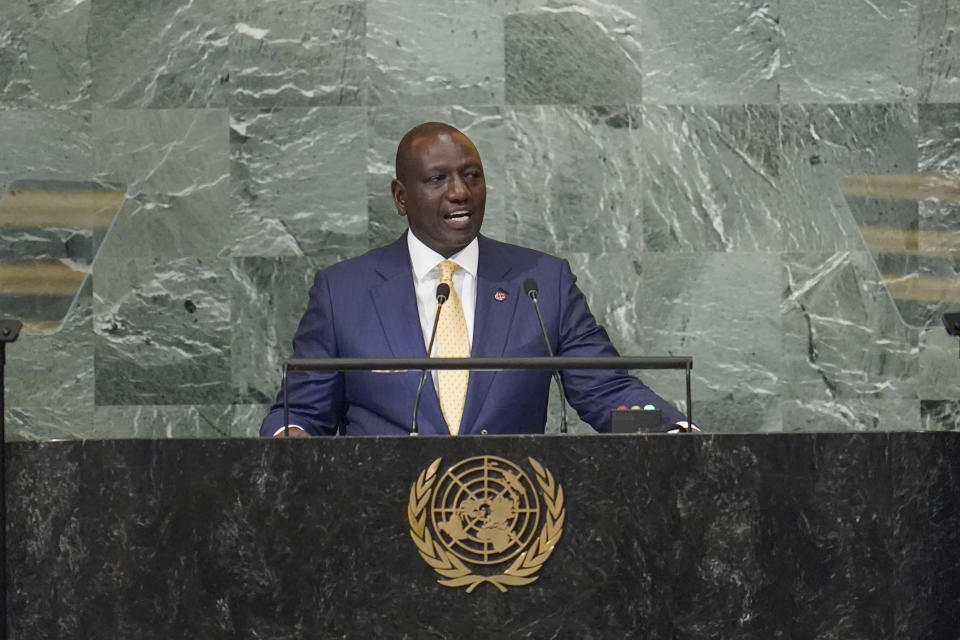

{"left": 407, "top": 456, "right": 565, "bottom": 592}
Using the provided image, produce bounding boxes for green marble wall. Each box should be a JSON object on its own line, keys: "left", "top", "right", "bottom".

{"left": 2, "top": 0, "right": 958, "bottom": 439}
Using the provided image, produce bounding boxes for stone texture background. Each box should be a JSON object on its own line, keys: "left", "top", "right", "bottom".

{"left": 1, "top": 0, "right": 958, "bottom": 438}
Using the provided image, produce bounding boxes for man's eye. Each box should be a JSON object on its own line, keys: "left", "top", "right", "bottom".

{"left": 427, "top": 174, "right": 445, "bottom": 183}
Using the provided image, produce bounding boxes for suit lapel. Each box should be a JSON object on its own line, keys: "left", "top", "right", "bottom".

{"left": 370, "top": 234, "right": 448, "bottom": 435}
{"left": 371, "top": 234, "right": 424, "bottom": 358}
{"left": 460, "top": 236, "right": 520, "bottom": 433}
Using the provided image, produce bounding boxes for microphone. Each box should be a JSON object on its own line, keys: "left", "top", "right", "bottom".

{"left": 524, "top": 278, "right": 568, "bottom": 434}
{"left": 410, "top": 283, "right": 450, "bottom": 435}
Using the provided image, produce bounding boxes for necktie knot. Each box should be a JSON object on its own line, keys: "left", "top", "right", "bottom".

{"left": 438, "top": 260, "right": 459, "bottom": 284}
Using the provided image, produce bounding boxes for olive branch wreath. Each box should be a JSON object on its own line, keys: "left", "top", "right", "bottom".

{"left": 407, "top": 457, "right": 565, "bottom": 593}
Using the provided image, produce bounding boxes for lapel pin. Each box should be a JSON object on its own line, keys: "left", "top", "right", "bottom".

{"left": 494, "top": 289, "right": 507, "bottom": 301}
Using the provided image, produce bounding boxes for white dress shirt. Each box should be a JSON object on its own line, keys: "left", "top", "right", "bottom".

{"left": 407, "top": 231, "right": 478, "bottom": 350}
{"left": 407, "top": 232, "right": 478, "bottom": 389}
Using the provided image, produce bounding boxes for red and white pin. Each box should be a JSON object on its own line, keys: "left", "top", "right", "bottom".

{"left": 494, "top": 288, "right": 508, "bottom": 301}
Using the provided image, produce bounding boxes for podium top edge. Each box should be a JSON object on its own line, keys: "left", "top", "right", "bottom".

{"left": 284, "top": 356, "right": 693, "bottom": 372}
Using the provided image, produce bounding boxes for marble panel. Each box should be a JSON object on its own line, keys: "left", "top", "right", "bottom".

{"left": 92, "top": 109, "right": 231, "bottom": 258}
{"left": 92, "top": 109, "right": 228, "bottom": 196}
{"left": 0, "top": 110, "right": 93, "bottom": 198}
{"left": 95, "top": 189, "right": 231, "bottom": 260}
{"left": 504, "top": 0, "right": 642, "bottom": 105}
{"left": 565, "top": 251, "right": 641, "bottom": 350}
{"left": 366, "top": 107, "right": 504, "bottom": 247}
{"left": 88, "top": 0, "right": 230, "bottom": 108}
{"left": 0, "top": 0, "right": 90, "bottom": 109}
{"left": 637, "top": 0, "right": 780, "bottom": 105}
{"left": 888, "top": 433, "right": 960, "bottom": 636}
{"left": 14, "top": 435, "right": 953, "bottom": 635}
{"left": 232, "top": 403, "right": 273, "bottom": 437}
{"left": 630, "top": 252, "right": 783, "bottom": 433}
{"left": 228, "top": 0, "right": 365, "bottom": 107}
{"left": 780, "top": 0, "right": 918, "bottom": 103}
{"left": 640, "top": 104, "right": 783, "bottom": 252}
{"left": 919, "top": 0, "right": 960, "bottom": 103}
{"left": 4, "top": 278, "right": 93, "bottom": 441}
{"left": 919, "top": 103, "right": 960, "bottom": 177}
{"left": 91, "top": 405, "right": 238, "bottom": 438}
{"left": 917, "top": 324, "right": 960, "bottom": 403}
{"left": 504, "top": 105, "right": 643, "bottom": 257}
{"left": 920, "top": 400, "right": 960, "bottom": 430}
{"left": 918, "top": 102, "right": 960, "bottom": 243}
{"left": 93, "top": 257, "right": 232, "bottom": 405}
{"left": 867, "top": 103, "right": 960, "bottom": 329}
{"left": 779, "top": 103, "right": 918, "bottom": 251}
{"left": 780, "top": 251, "right": 920, "bottom": 430}
{"left": 781, "top": 396, "right": 921, "bottom": 432}
{"left": 367, "top": 0, "right": 504, "bottom": 105}
{"left": 229, "top": 256, "right": 332, "bottom": 405}
{"left": 228, "top": 107, "right": 368, "bottom": 257}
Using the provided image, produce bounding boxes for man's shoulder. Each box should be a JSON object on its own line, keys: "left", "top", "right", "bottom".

{"left": 477, "top": 235, "right": 569, "bottom": 279}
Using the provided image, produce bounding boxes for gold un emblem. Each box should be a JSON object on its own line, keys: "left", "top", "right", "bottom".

{"left": 407, "top": 456, "right": 565, "bottom": 592}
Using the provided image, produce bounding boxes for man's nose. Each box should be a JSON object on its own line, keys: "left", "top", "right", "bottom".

{"left": 446, "top": 174, "right": 469, "bottom": 200}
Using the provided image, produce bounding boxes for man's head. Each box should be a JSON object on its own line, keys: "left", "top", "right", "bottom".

{"left": 391, "top": 122, "right": 486, "bottom": 258}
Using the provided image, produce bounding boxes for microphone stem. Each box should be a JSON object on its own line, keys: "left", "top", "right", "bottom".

{"left": 411, "top": 297, "right": 446, "bottom": 435}
{"left": 530, "top": 294, "right": 568, "bottom": 434}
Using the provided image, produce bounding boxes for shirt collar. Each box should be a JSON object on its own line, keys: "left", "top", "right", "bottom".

{"left": 407, "top": 231, "right": 479, "bottom": 282}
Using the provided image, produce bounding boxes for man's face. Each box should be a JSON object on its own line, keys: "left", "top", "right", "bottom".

{"left": 391, "top": 131, "right": 486, "bottom": 257}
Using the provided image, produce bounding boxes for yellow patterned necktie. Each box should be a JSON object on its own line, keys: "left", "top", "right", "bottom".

{"left": 434, "top": 260, "right": 470, "bottom": 435}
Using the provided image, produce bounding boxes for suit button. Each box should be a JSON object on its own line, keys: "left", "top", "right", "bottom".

{"left": 480, "top": 429, "right": 488, "bottom": 435}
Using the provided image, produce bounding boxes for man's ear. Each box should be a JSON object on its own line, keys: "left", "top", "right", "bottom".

{"left": 390, "top": 178, "right": 407, "bottom": 216}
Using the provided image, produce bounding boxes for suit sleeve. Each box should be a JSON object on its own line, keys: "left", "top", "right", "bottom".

{"left": 553, "top": 259, "right": 687, "bottom": 430}
{"left": 259, "top": 270, "right": 345, "bottom": 436}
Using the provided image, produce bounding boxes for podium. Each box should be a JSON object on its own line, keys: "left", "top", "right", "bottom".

{"left": 6, "top": 432, "right": 959, "bottom": 638}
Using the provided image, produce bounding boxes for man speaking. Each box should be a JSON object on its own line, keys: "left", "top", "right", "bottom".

{"left": 260, "top": 122, "right": 688, "bottom": 437}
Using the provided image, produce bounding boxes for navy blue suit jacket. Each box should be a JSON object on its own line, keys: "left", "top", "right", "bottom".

{"left": 260, "top": 234, "right": 686, "bottom": 436}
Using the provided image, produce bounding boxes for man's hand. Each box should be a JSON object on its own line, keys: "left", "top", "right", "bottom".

{"left": 273, "top": 426, "right": 310, "bottom": 438}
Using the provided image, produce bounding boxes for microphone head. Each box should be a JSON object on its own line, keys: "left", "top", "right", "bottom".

{"left": 436, "top": 282, "right": 450, "bottom": 303}
{"left": 523, "top": 278, "right": 539, "bottom": 299}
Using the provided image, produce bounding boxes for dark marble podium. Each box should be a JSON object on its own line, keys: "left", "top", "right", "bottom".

{"left": 7, "top": 433, "right": 959, "bottom": 639}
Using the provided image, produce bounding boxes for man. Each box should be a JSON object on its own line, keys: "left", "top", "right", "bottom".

{"left": 260, "top": 122, "right": 688, "bottom": 437}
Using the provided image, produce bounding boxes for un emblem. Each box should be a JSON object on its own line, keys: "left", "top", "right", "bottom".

{"left": 407, "top": 456, "right": 565, "bottom": 592}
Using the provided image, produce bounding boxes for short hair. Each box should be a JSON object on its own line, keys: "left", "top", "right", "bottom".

{"left": 394, "top": 122, "right": 475, "bottom": 182}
